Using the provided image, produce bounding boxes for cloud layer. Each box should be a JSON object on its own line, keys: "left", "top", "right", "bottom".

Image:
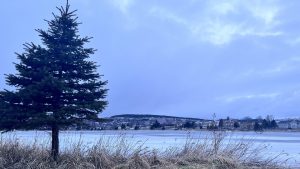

{"left": 1, "top": 0, "right": 300, "bottom": 119}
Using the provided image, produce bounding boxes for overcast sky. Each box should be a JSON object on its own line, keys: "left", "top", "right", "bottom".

{"left": 1, "top": 0, "right": 300, "bottom": 119}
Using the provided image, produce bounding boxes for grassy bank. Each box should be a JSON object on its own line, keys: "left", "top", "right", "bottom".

{"left": 0, "top": 132, "right": 289, "bottom": 169}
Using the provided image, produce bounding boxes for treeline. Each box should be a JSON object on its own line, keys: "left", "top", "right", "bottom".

{"left": 149, "top": 120, "right": 198, "bottom": 130}
{"left": 146, "top": 115, "right": 279, "bottom": 131}
{"left": 254, "top": 117, "right": 278, "bottom": 131}
{"left": 112, "top": 114, "right": 204, "bottom": 121}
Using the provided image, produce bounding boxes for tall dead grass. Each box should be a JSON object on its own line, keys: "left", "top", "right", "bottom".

{"left": 0, "top": 131, "right": 291, "bottom": 169}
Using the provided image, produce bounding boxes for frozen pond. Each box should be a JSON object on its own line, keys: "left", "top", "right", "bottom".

{"left": 1, "top": 130, "right": 300, "bottom": 167}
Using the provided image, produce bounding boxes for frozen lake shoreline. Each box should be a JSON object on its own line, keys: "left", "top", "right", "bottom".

{"left": 1, "top": 130, "right": 300, "bottom": 167}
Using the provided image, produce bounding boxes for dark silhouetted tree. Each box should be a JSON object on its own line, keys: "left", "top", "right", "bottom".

{"left": 134, "top": 125, "right": 140, "bottom": 130}
{"left": 121, "top": 124, "right": 126, "bottom": 130}
{"left": 262, "top": 119, "right": 269, "bottom": 129}
{"left": 183, "top": 121, "right": 196, "bottom": 129}
{"left": 254, "top": 122, "right": 262, "bottom": 131}
{"left": 261, "top": 116, "right": 277, "bottom": 129}
{"left": 150, "top": 120, "right": 161, "bottom": 129}
{"left": 270, "top": 120, "right": 278, "bottom": 128}
{"left": 218, "top": 119, "right": 224, "bottom": 128}
{"left": 233, "top": 121, "right": 240, "bottom": 128}
{"left": 0, "top": 1, "right": 107, "bottom": 160}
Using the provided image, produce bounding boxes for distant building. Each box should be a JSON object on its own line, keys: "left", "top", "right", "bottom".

{"left": 239, "top": 119, "right": 256, "bottom": 130}
{"left": 278, "top": 120, "right": 300, "bottom": 129}
{"left": 224, "top": 119, "right": 235, "bottom": 129}
{"left": 277, "top": 121, "right": 289, "bottom": 129}
{"left": 199, "top": 120, "right": 213, "bottom": 129}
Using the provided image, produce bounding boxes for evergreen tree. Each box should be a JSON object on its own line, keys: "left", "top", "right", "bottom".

{"left": 150, "top": 120, "right": 161, "bottom": 129}
{"left": 218, "top": 119, "right": 224, "bottom": 128}
{"left": 262, "top": 119, "right": 269, "bottom": 129}
{"left": 121, "top": 124, "right": 126, "bottom": 130}
{"left": 270, "top": 120, "right": 278, "bottom": 128}
{"left": 134, "top": 125, "right": 140, "bottom": 130}
{"left": 233, "top": 121, "right": 240, "bottom": 128}
{"left": 183, "top": 121, "right": 196, "bottom": 129}
{"left": 254, "top": 122, "right": 262, "bottom": 131}
{"left": 0, "top": 1, "right": 107, "bottom": 160}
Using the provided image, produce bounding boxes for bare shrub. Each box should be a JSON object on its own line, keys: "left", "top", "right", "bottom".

{"left": 0, "top": 131, "right": 289, "bottom": 169}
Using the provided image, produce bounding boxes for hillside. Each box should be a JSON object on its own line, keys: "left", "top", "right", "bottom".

{"left": 111, "top": 114, "right": 204, "bottom": 121}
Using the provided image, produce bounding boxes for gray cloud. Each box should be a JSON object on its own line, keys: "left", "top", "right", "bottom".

{"left": 1, "top": 0, "right": 300, "bottom": 119}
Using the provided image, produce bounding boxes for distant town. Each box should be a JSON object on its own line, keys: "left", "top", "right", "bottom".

{"left": 72, "top": 114, "right": 300, "bottom": 132}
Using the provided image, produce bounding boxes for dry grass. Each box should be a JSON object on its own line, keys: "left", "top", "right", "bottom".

{"left": 0, "top": 131, "right": 291, "bottom": 169}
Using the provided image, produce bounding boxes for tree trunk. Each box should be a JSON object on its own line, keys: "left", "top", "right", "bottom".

{"left": 51, "top": 124, "right": 59, "bottom": 160}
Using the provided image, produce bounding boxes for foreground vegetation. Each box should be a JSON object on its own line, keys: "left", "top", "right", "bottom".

{"left": 0, "top": 132, "right": 289, "bottom": 169}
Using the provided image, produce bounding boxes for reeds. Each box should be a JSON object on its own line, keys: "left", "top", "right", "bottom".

{"left": 0, "top": 131, "right": 290, "bottom": 169}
